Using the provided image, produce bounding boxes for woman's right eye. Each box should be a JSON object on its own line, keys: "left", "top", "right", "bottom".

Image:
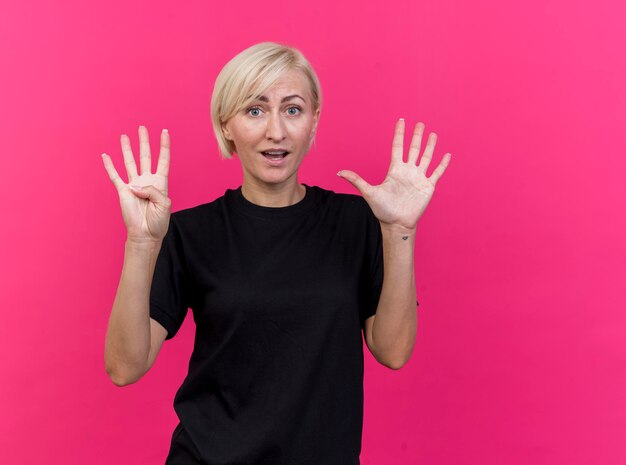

{"left": 247, "top": 107, "right": 262, "bottom": 117}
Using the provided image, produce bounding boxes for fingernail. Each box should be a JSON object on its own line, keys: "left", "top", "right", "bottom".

{"left": 101, "top": 153, "right": 106, "bottom": 158}
{"left": 337, "top": 171, "right": 342, "bottom": 177}
{"left": 162, "top": 129, "right": 168, "bottom": 133}
{"left": 130, "top": 184, "right": 143, "bottom": 191}
{"left": 139, "top": 125, "right": 146, "bottom": 129}
{"left": 399, "top": 118, "right": 404, "bottom": 121}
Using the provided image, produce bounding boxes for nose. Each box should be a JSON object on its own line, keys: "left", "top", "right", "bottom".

{"left": 265, "top": 110, "right": 286, "bottom": 141}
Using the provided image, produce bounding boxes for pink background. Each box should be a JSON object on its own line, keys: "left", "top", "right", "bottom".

{"left": 1, "top": 0, "right": 624, "bottom": 464}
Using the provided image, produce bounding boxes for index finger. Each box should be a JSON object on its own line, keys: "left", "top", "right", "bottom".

{"left": 155, "top": 129, "right": 170, "bottom": 177}
{"left": 391, "top": 118, "right": 405, "bottom": 164}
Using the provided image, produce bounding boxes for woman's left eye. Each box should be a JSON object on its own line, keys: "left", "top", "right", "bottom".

{"left": 286, "top": 106, "right": 301, "bottom": 116}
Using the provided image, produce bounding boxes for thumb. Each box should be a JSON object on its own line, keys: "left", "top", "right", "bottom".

{"left": 337, "top": 170, "right": 371, "bottom": 195}
{"left": 129, "top": 184, "right": 170, "bottom": 207}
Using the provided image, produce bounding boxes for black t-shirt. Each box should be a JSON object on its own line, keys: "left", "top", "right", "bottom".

{"left": 150, "top": 184, "right": 384, "bottom": 465}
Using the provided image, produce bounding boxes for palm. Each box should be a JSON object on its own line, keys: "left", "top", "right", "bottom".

{"left": 119, "top": 171, "right": 169, "bottom": 238}
{"left": 102, "top": 126, "right": 172, "bottom": 241}
{"left": 339, "top": 119, "right": 451, "bottom": 230}
{"left": 366, "top": 162, "right": 435, "bottom": 228}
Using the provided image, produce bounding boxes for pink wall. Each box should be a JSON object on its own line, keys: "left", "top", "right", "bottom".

{"left": 1, "top": 0, "right": 624, "bottom": 464}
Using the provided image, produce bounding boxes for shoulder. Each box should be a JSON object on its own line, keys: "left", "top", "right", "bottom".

{"left": 308, "top": 185, "right": 378, "bottom": 234}
{"left": 170, "top": 192, "right": 227, "bottom": 224}
{"left": 165, "top": 193, "right": 230, "bottom": 243}
{"left": 309, "top": 185, "right": 371, "bottom": 214}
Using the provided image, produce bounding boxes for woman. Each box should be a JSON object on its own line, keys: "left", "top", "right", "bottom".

{"left": 102, "top": 42, "right": 450, "bottom": 465}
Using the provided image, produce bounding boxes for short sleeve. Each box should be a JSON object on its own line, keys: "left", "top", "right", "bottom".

{"left": 359, "top": 200, "right": 384, "bottom": 329}
{"left": 149, "top": 216, "right": 189, "bottom": 340}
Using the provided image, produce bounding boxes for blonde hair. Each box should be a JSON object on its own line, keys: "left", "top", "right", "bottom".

{"left": 210, "top": 42, "right": 323, "bottom": 159}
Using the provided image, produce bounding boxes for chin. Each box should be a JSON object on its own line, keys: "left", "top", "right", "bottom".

{"left": 261, "top": 175, "right": 295, "bottom": 186}
{"left": 255, "top": 170, "right": 299, "bottom": 186}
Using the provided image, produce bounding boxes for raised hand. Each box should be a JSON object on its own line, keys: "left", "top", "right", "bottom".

{"left": 101, "top": 126, "right": 172, "bottom": 243}
{"left": 338, "top": 119, "right": 451, "bottom": 231}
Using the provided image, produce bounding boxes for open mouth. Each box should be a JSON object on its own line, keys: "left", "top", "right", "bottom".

{"left": 261, "top": 151, "right": 290, "bottom": 161}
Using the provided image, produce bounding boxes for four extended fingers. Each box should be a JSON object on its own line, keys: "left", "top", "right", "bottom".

{"left": 102, "top": 126, "right": 170, "bottom": 190}
{"left": 403, "top": 120, "right": 452, "bottom": 184}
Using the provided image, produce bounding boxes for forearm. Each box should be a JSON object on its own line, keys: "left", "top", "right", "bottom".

{"left": 371, "top": 223, "right": 418, "bottom": 368}
{"left": 104, "top": 240, "right": 162, "bottom": 385}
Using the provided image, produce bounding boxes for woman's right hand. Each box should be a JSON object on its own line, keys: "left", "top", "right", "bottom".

{"left": 101, "top": 126, "right": 172, "bottom": 244}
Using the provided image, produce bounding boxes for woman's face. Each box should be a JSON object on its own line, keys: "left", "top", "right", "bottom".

{"left": 222, "top": 68, "right": 319, "bottom": 190}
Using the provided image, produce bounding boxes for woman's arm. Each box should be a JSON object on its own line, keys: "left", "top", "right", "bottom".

{"left": 101, "top": 127, "right": 173, "bottom": 385}
{"left": 363, "top": 224, "right": 417, "bottom": 369}
{"left": 104, "top": 240, "right": 167, "bottom": 386}
{"left": 339, "top": 118, "right": 451, "bottom": 369}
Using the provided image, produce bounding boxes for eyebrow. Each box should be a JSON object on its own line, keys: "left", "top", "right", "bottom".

{"left": 255, "top": 94, "right": 306, "bottom": 103}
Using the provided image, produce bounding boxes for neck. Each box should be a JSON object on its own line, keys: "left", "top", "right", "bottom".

{"left": 241, "top": 180, "right": 306, "bottom": 207}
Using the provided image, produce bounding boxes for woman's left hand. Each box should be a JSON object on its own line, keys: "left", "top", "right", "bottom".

{"left": 338, "top": 119, "right": 451, "bottom": 231}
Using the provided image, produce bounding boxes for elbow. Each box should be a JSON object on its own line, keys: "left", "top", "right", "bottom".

{"left": 110, "top": 375, "right": 130, "bottom": 387}
{"left": 372, "top": 352, "right": 409, "bottom": 370}
{"left": 378, "top": 348, "right": 413, "bottom": 370}
{"left": 105, "top": 364, "right": 142, "bottom": 387}
{"left": 104, "top": 349, "right": 148, "bottom": 387}
{"left": 107, "top": 371, "right": 140, "bottom": 387}
{"left": 106, "top": 367, "right": 130, "bottom": 387}
{"left": 370, "top": 345, "right": 413, "bottom": 370}
{"left": 385, "top": 357, "right": 409, "bottom": 370}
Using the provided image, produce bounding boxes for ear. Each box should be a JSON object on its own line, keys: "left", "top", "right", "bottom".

{"left": 310, "top": 108, "right": 320, "bottom": 139}
{"left": 222, "top": 123, "right": 232, "bottom": 141}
